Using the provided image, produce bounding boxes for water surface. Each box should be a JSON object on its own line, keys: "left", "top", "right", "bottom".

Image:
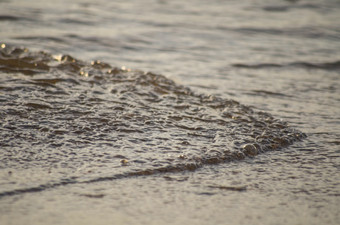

{"left": 0, "top": 0, "right": 339, "bottom": 224}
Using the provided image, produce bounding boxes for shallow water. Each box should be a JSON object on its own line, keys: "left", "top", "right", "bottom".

{"left": 0, "top": 0, "right": 339, "bottom": 224}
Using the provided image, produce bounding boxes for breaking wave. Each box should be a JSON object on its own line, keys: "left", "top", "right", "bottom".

{"left": 0, "top": 45, "right": 305, "bottom": 197}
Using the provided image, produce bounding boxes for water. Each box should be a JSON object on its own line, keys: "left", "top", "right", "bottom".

{"left": 0, "top": 0, "right": 339, "bottom": 224}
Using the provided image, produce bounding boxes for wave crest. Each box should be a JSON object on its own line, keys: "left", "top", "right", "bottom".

{"left": 0, "top": 45, "right": 305, "bottom": 197}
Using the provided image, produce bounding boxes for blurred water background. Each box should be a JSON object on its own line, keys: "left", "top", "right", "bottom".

{"left": 0, "top": 0, "right": 339, "bottom": 224}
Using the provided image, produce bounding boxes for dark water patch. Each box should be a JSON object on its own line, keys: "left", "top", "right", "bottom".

{"left": 208, "top": 185, "right": 247, "bottom": 192}
{"left": 228, "top": 26, "right": 340, "bottom": 40}
{"left": 284, "top": 0, "right": 299, "bottom": 3}
{"left": 79, "top": 193, "right": 105, "bottom": 198}
{"left": 250, "top": 90, "right": 291, "bottom": 98}
{"left": 232, "top": 63, "right": 282, "bottom": 69}
{"left": 262, "top": 3, "right": 320, "bottom": 12}
{"left": 25, "top": 102, "right": 52, "bottom": 110}
{"left": 262, "top": 5, "right": 290, "bottom": 12}
{"left": 59, "top": 18, "right": 95, "bottom": 25}
{"left": 0, "top": 14, "right": 38, "bottom": 22}
{"left": 0, "top": 45, "right": 305, "bottom": 197}
{"left": 0, "top": 15, "right": 20, "bottom": 21}
{"left": 232, "top": 60, "right": 340, "bottom": 71}
{"left": 291, "top": 61, "right": 340, "bottom": 70}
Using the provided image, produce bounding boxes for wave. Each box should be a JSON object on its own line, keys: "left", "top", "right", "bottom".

{"left": 262, "top": 3, "right": 321, "bottom": 12}
{"left": 225, "top": 26, "right": 340, "bottom": 41}
{"left": 232, "top": 60, "right": 340, "bottom": 71}
{"left": 0, "top": 44, "right": 305, "bottom": 197}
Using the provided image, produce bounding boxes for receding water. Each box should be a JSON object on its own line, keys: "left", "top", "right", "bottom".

{"left": 0, "top": 0, "right": 339, "bottom": 225}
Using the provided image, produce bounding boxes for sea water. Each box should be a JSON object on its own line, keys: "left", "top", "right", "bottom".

{"left": 0, "top": 0, "right": 339, "bottom": 224}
